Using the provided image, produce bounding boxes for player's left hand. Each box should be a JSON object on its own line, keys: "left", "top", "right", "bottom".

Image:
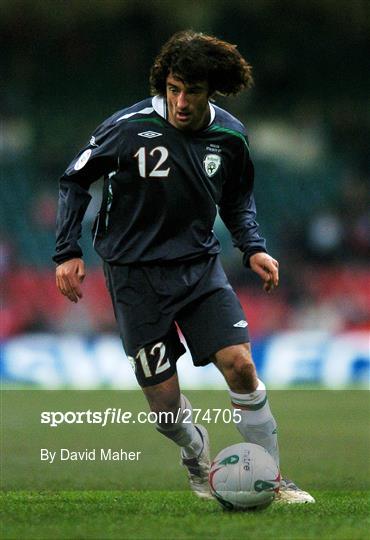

{"left": 249, "top": 252, "right": 279, "bottom": 293}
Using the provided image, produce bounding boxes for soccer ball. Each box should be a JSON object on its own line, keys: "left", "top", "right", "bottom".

{"left": 209, "top": 442, "right": 280, "bottom": 511}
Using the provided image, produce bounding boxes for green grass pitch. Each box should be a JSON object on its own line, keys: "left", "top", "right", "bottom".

{"left": 1, "top": 389, "right": 369, "bottom": 539}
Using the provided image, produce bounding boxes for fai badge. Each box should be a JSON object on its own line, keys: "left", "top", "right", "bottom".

{"left": 74, "top": 149, "right": 92, "bottom": 171}
{"left": 203, "top": 154, "right": 221, "bottom": 177}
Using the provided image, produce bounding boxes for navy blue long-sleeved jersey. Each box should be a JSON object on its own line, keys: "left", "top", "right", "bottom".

{"left": 53, "top": 96, "right": 266, "bottom": 266}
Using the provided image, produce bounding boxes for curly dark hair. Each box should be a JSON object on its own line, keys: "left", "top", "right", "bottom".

{"left": 150, "top": 30, "right": 253, "bottom": 96}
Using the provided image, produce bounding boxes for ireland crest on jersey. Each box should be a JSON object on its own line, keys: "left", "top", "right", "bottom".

{"left": 203, "top": 154, "right": 221, "bottom": 177}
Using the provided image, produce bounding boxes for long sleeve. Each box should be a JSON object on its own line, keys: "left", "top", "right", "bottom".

{"left": 219, "top": 142, "right": 267, "bottom": 267}
{"left": 53, "top": 120, "right": 120, "bottom": 264}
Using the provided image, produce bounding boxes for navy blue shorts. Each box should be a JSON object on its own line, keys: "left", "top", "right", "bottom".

{"left": 104, "top": 255, "right": 249, "bottom": 387}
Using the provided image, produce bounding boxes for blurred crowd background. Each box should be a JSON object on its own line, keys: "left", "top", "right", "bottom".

{"left": 1, "top": 0, "right": 369, "bottom": 341}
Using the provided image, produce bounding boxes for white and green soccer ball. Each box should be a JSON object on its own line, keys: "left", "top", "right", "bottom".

{"left": 209, "top": 442, "right": 280, "bottom": 510}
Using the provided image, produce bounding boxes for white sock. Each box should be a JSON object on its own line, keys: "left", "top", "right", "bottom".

{"left": 156, "top": 394, "right": 203, "bottom": 458}
{"left": 230, "top": 379, "right": 280, "bottom": 466}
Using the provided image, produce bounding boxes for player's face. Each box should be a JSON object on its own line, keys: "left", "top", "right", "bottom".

{"left": 166, "top": 74, "right": 210, "bottom": 132}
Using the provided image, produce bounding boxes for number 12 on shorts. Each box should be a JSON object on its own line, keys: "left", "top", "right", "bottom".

{"left": 128, "top": 342, "right": 171, "bottom": 378}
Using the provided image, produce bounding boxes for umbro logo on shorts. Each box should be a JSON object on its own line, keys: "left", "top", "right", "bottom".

{"left": 138, "top": 131, "right": 162, "bottom": 138}
{"left": 233, "top": 320, "right": 248, "bottom": 328}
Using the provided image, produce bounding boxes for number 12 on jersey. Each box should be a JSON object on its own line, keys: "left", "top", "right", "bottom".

{"left": 134, "top": 146, "right": 170, "bottom": 178}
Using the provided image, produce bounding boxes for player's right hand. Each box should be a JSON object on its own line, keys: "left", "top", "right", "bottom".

{"left": 56, "top": 258, "right": 86, "bottom": 303}
{"left": 249, "top": 252, "right": 279, "bottom": 293}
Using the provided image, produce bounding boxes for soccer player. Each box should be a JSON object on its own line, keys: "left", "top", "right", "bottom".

{"left": 54, "top": 30, "right": 314, "bottom": 503}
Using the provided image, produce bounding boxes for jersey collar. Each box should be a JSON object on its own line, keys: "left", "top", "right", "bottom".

{"left": 152, "top": 96, "right": 215, "bottom": 127}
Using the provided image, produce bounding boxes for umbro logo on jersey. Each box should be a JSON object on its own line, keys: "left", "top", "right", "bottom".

{"left": 233, "top": 320, "right": 248, "bottom": 328}
{"left": 138, "top": 131, "right": 162, "bottom": 138}
{"left": 89, "top": 136, "right": 99, "bottom": 147}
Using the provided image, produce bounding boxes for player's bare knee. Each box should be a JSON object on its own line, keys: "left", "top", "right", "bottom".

{"left": 223, "top": 353, "right": 258, "bottom": 393}
{"left": 233, "top": 362, "right": 257, "bottom": 392}
{"left": 151, "top": 396, "right": 180, "bottom": 429}
{"left": 215, "top": 344, "right": 256, "bottom": 386}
